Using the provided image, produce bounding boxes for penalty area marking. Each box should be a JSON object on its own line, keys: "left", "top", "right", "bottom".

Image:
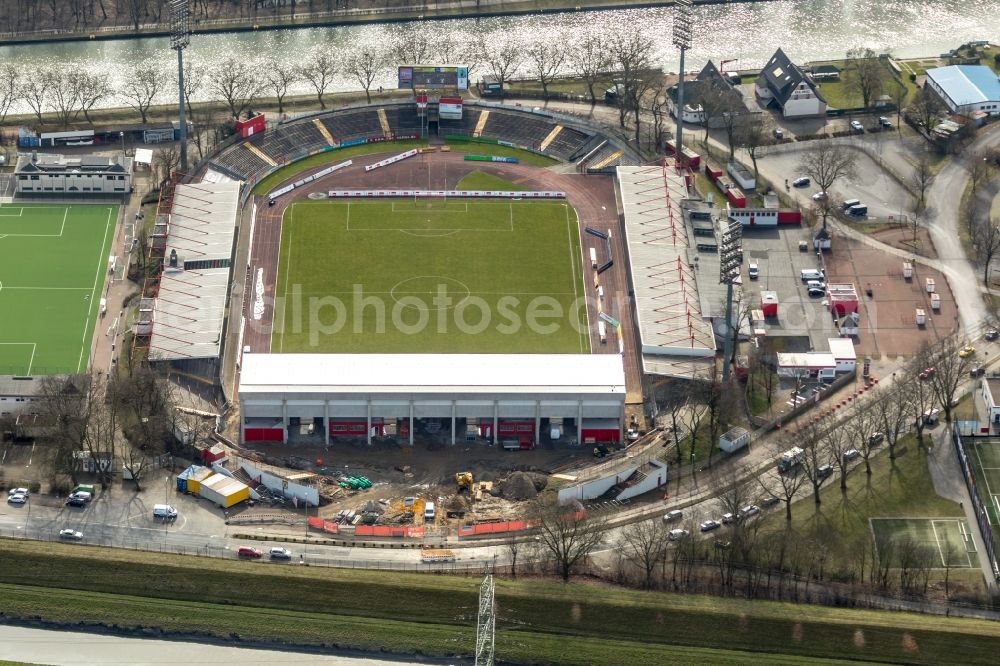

{"left": 0, "top": 342, "right": 37, "bottom": 376}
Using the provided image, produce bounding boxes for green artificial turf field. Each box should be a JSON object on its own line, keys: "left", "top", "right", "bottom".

{"left": 272, "top": 199, "right": 590, "bottom": 353}
{"left": 0, "top": 204, "right": 117, "bottom": 375}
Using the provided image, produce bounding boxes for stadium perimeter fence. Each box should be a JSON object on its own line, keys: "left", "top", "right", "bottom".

{"left": 952, "top": 422, "right": 1000, "bottom": 583}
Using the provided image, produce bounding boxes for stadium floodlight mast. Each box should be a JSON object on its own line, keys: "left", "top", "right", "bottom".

{"left": 170, "top": 0, "right": 191, "bottom": 172}
{"left": 475, "top": 564, "right": 496, "bottom": 666}
{"left": 719, "top": 218, "right": 742, "bottom": 382}
{"left": 672, "top": 0, "right": 693, "bottom": 169}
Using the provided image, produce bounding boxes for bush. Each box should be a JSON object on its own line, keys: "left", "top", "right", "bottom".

{"left": 994, "top": 53, "right": 1000, "bottom": 65}
{"left": 909, "top": 73, "right": 917, "bottom": 82}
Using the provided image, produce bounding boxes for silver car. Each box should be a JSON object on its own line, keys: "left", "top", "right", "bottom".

{"left": 662, "top": 510, "right": 683, "bottom": 523}
{"left": 667, "top": 529, "right": 690, "bottom": 541}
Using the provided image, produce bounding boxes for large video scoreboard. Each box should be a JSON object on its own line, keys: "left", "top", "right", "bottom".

{"left": 398, "top": 65, "right": 469, "bottom": 91}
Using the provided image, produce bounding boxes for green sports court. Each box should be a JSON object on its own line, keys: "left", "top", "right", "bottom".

{"left": 870, "top": 518, "right": 977, "bottom": 568}
{"left": 271, "top": 199, "right": 590, "bottom": 354}
{"left": 0, "top": 203, "right": 117, "bottom": 375}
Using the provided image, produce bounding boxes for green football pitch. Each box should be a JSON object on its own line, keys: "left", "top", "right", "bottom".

{"left": 0, "top": 204, "right": 117, "bottom": 375}
{"left": 272, "top": 199, "right": 591, "bottom": 353}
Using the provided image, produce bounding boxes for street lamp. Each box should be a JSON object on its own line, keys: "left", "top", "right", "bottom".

{"left": 119, "top": 131, "right": 125, "bottom": 159}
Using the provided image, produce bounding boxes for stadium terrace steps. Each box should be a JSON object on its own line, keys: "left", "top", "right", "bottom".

{"left": 589, "top": 149, "right": 624, "bottom": 171}
{"left": 313, "top": 118, "right": 336, "bottom": 146}
{"left": 376, "top": 108, "right": 392, "bottom": 138}
{"left": 243, "top": 141, "right": 277, "bottom": 167}
{"left": 539, "top": 125, "right": 563, "bottom": 152}
{"left": 472, "top": 110, "right": 490, "bottom": 138}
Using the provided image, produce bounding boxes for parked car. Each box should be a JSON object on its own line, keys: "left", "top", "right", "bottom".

{"left": 792, "top": 176, "right": 810, "bottom": 188}
{"left": 721, "top": 512, "right": 737, "bottom": 524}
{"left": 748, "top": 262, "right": 759, "bottom": 280}
{"left": 879, "top": 116, "right": 893, "bottom": 128}
{"left": 918, "top": 367, "right": 935, "bottom": 380}
{"left": 986, "top": 328, "right": 999, "bottom": 341}
{"left": 800, "top": 269, "right": 825, "bottom": 280}
{"left": 816, "top": 464, "right": 834, "bottom": 480}
{"left": 773, "top": 128, "right": 784, "bottom": 140}
{"left": 269, "top": 547, "right": 293, "bottom": 560}
{"left": 971, "top": 366, "right": 985, "bottom": 378}
{"left": 812, "top": 191, "right": 828, "bottom": 201}
{"left": 739, "top": 504, "right": 760, "bottom": 518}
{"left": 808, "top": 287, "right": 826, "bottom": 297}
{"left": 663, "top": 510, "right": 683, "bottom": 523}
{"left": 700, "top": 519, "right": 721, "bottom": 532}
{"left": 68, "top": 491, "right": 92, "bottom": 503}
{"left": 850, "top": 120, "right": 864, "bottom": 132}
{"left": 807, "top": 280, "right": 826, "bottom": 289}
{"left": 65, "top": 497, "right": 87, "bottom": 508}
{"left": 843, "top": 449, "right": 861, "bottom": 461}
{"left": 761, "top": 495, "right": 781, "bottom": 508}
{"left": 237, "top": 546, "right": 263, "bottom": 558}
{"left": 959, "top": 345, "right": 976, "bottom": 358}
{"left": 869, "top": 432, "right": 885, "bottom": 446}
{"left": 668, "top": 528, "right": 690, "bottom": 541}
{"left": 7, "top": 493, "right": 27, "bottom": 505}
{"left": 58, "top": 529, "right": 83, "bottom": 541}
{"left": 7, "top": 488, "right": 29, "bottom": 497}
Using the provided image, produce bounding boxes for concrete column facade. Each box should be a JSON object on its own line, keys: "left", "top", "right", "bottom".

{"left": 451, "top": 401, "right": 457, "bottom": 446}
{"left": 620, "top": 402, "right": 626, "bottom": 445}
{"left": 493, "top": 401, "right": 499, "bottom": 446}
{"left": 534, "top": 401, "right": 541, "bottom": 448}
{"left": 578, "top": 400, "right": 584, "bottom": 445}
{"left": 366, "top": 401, "right": 372, "bottom": 446}
{"left": 409, "top": 400, "right": 414, "bottom": 447}
{"left": 323, "top": 400, "right": 330, "bottom": 446}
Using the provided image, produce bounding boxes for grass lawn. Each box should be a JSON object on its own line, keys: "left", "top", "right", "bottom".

{"left": 271, "top": 199, "right": 590, "bottom": 354}
{"left": 694, "top": 171, "right": 727, "bottom": 207}
{"left": 0, "top": 204, "right": 116, "bottom": 375}
{"left": 759, "top": 436, "right": 973, "bottom": 585}
{"left": 455, "top": 170, "right": 529, "bottom": 191}
{"left": 1, "top": 540, "right": 1000, "bottom": 664}
{"left": 252, "top": 140, "right": 555, "bottom": 195}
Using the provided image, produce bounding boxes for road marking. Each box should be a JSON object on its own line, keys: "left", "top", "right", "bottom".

{"left": 78, "top": 207, "right": 114, "bottom": 374}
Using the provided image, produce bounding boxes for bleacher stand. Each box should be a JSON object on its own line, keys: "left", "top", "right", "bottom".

{"left": 213, "top": 145, "right": 269, "bottom": 181}
{"left": 544, "top": 126, "right": 590, "bottom": 161}
{"left": 320, "top": 110, "right": 384, "bottom": 143}
{"left": 381, "top": 107, "right": 424, "bottom": 134}
{"left": 438, "top": 110, "right": 481, "bottom": 135}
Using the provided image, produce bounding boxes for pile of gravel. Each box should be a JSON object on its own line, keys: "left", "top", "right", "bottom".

{"left": 501, "top": 472, "right": 539, "bottom": 501}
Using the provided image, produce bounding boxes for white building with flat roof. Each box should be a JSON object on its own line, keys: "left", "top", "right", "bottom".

{"left": 15, "top": 152, "right": 132, "bottom": 196}
{"left": 238, "top": 353, "right": 626, "bottom": 447}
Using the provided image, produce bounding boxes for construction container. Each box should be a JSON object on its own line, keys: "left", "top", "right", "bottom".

{"left": 916, "top": 308, "right": 926, "bottom": 326}
{"left": 930, "top": 293, "right": 941, "bottom": 310}
{"left": 590, "top": 247, "right": 598, "bottom": 268}
{"left": 761, "top": 291, "right": 779, "bottom": 318}
{"left": 719, "top": 427, "right": 750, "bottom": 453}
{"left": 199, "top": 473, "right": 251, "bottom": 508}
{"left": 902, "top": 262, "right": 913, "bottom": 279}
{"left": 185, "top": 466, "right": 213, "bottom": 494}
{"left": 925, "top": 277, "right": 935, "bottom": 293}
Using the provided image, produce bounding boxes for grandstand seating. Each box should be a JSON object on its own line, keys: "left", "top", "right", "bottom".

{"left": 320, "top": 110, "right": 384, "bottom": 143}
{"left": 213, "top": 144, "right": 270, "bottom": 181}
{"left": 381, "top": 107, "right": 424, "bottom": 134}
{"left": 544, "top": 125, "right": 590, "bottom": 161}
{"left": 438, "top": 110, "right": 481, "bottom": 135}
{"left": 477, "top": 110, "right": 591, "bottom": 160}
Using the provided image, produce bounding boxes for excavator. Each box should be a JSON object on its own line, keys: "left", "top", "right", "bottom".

{"left": 455, "top": 472, "right": 474, "bottom": 492}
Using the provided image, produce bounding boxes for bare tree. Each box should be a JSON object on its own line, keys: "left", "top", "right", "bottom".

{"left": 968, "top": 150, "right": 995, "bottom": 200}
{"left": 299, "top": 49, "right": 338, "bottom": 110}
{"left": 47, "top": 69, "right": 83, "bottom": 128}
{"left": 925, "top": 337, "right": 975, "bottom": 423}
{"left": 608, "top": 29, "right": 654, "bottom": 129}
{"left": 796, "top": 422, "right": 831, "bottom": 505}
{"left": 0, "top": 62, "right": 21, "bottom": 126}
{"left": 76, "top": 71, "right": 111, "bottom": 124}
{"left": 391, "top": 24, "right": 432, "bottom": 65}
{"left": 114, "top": 366, "right": 173, "bottom": 491}
{"left": 121, "top": 64, "right": 167, "bottom": 124}
{"left": 502, "top": 531, "right": 523, "bottom": 578}
{"left": 844, "top": 47, "right": 887, "bottom": 109}
{"left": 756, "top": 451, "right": 806, "bottom": 522}
{"left": 908, "top": 86, "right": 946, "bottom": 132}
{"left": 527, "top": 43, "right": 565, "bottom": 101}
{"left": 263, "top": 60, "right": 298, "bottom": 115}
{"left": 531, "top": 498, "right": 606, "bottom": 582}
{"left": 151, "top": 145, "right": 181, "bottom": 188}
{"left": 344, "top": 47, "right": 384, "bottom": 105}
{"left": 823, "top": 421, "right": 853, "bottom": 492}
{"left": 798, "top": 144, "right": 858, "bottom": 230}
{"left": 21, "top": 71, "right": 51, "bottom": 124}
{"left": 734, "top": 113, "right": 771, "bottom": 186}
{"left": 912, "top": 152, "right": 934, "bottom": 213}
{"left": 81, "top": 376, "right": 120, "bottom": 489}
{"left": 900, "top": 355, "right": 938, "bottom": 448}
{"left": 479, "top": 34, "right": 522, "bottom": 103}
{"left": 619, "top": 518, "right": 668, "bottom": 589}
{"left": 209, "top": 57, "right": 265, "bottom": 119}
{"left": 972, "top": 216, "right": 1000, "bottom": 285}
{"left": 36, "top": 375, "right": 92, "bottom": 484}
{"left": 571, "top": 35, "right": 611, "bottom": 105}
{"left": 655, "top": 381, "right": 689, "bottom": 467}
{"left": 844, "top": 400, "right": 879, "bottom": 475}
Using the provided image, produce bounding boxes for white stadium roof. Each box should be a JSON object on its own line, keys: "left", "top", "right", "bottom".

{"left": 239, "top": 354, "right": 626, "bottom": 396}
{"left": 164, "top": 180, "right": 240, "bottom": 263}
{"left": 617, "top": 166, "right": 716, "bottom": 373}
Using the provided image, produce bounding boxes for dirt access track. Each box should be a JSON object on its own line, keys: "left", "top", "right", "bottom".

{"left": 239, "top": 149, "right": 643, "bottom": 404}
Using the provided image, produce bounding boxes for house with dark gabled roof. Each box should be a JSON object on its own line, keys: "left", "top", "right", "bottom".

{"left": 755, "top": 48, "right": 827, "bottom": 118}
{"left": 667, "top": 61, "right": 757, "bottom": 128}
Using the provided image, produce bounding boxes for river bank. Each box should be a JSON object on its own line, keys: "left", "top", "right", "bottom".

{"left": 0, "top": 0, "right": 769, "bottom": 46}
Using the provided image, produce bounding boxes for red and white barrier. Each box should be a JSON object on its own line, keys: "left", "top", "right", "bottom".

{"left": 327, "top": 189, "right": 567, "bottom": 199}
{"left": 364, "top": 149, "right": 419, "bottom": 172}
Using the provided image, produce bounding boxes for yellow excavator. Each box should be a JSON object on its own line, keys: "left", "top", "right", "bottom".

{"left": 455, "top": 472, "right": 474, "bottom": 493}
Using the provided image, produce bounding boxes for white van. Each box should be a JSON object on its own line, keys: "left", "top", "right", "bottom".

{"left": 841, "top": 198, "right": 861, "bottom": 211}
{"left": 423, "top": 502, "right": 436, "bottom": 522}
{"left": 589, "top": 247, "right": 598, "bottom": 268}
{"left": 800, "top": 269, "right": 824, "bottom": 281}
{"left": 153, "top": 504, "right": 178, "bottom": 519}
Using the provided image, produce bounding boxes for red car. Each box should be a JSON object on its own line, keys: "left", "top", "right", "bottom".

{"left": 918, "top": 368, "right": 935, "bottom": 381}
{"left": 237, "top": 546, "right": 262, "bottom": 558}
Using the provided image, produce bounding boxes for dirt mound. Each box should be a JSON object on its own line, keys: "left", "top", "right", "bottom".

{"left": 501, "top": 472, "right": 539, "bottom": 501}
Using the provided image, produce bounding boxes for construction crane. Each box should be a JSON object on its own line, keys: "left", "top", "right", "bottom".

{"left": 719, "top": 59, "right": 738, "bottom": 74}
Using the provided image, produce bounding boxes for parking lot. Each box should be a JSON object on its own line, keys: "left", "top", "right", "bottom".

{"left": 741, "top": 225, "right": 839, "bottom": 352}
{"left": 759, "top": 143, "right": 912, "bottom": 221}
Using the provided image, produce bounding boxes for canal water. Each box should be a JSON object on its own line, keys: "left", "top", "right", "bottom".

{"left": 1, "top": 0, "right": 997, "bottom": 112}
